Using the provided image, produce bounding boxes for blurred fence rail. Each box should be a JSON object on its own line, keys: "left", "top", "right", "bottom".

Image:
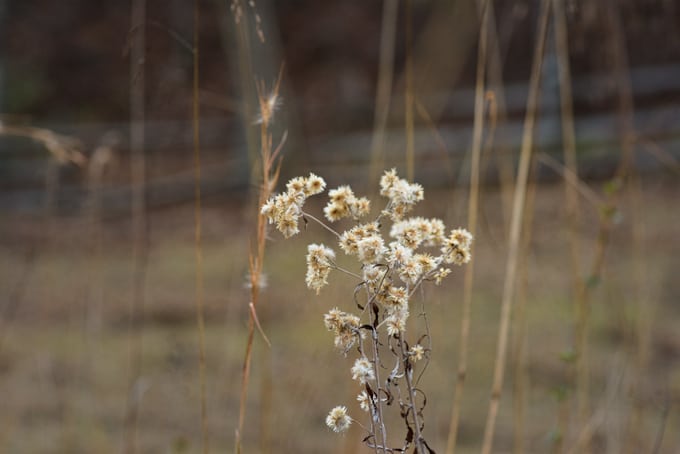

{"left": 1, "top": 63, "right": 679, "bottom": 216}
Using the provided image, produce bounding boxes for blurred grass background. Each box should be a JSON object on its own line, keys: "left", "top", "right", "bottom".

{"left": 1, "top": 0, "right": 680, "bottom": 453}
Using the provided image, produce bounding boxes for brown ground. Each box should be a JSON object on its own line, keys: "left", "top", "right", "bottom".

{"left": 0, "top": 173, "right": 679, "bottom": 453}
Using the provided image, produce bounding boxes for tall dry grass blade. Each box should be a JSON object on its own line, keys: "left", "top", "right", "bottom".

{"left": 404, "top": 0, "right": 415, "bottom": 182}
{"left": 535, "top": 153, "right": 602, "bottom": 208}
{"left": 122, "top": 1, "right": 147, "bottom": 452}
{"left": 415, "top": 99, "right": 455, "bottom": 182}
{"left": 236, "top": 72, "right": 282, "bottom": 454}
{"left": 444, "top": 0, "right": 489, "bottom": 452}
{"left": 369, "top": 0, "right": 398, "bottom": 184}
{"left": 478, "top": 0, "right": 513, "bottom": 234}
{"left": 569, "top": 4, "right": 638, "bottom": 450}
{"left": 512, "top": 159, "right": 537, "bottom": 454}
{"left": 552, "top": 0, "right": 582, "bottom": 447}
{"left": 601, "top": 3, "right": 649, "bottom": 451}
{"left": 480, "top": 1, "right": 551, "bottom": 452}
{"left": 636, "top": 138, "right": 680, "bottom": 175}
{"left": 192, "top": 2, "right": 209, "bottom": 452}
{"left": 231, "top": 0, "right": 257, "bottom": 181}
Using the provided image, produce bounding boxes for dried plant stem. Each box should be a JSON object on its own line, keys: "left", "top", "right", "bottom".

{"left": 513, "top": 161, "right": 537, "bottom": 454}
{"left": 370, "top": 319, "right": 388, "bottom": 453}
{"left": 122, "top": 1, "right": 146, "bottom": 452}
{"left": 369, "top": 0, "right": 398, "bottom": 183}
{"left": 404, "top": 0, "right": 415, "bottom": 182}
{"left": 536, "top": 153, "right": 602, "bottom": 208}
{"left": 477, "top": 0, "right": 514, "bottom": 232}
{"left": 400, "top": 337, "right": 425, "bottom": 453}
{"left": 301, "top": 211, "right": 342, "bottom": 238}
{"left": 192, "top": 2, "right": 209, "bottom": 453}
{"left": 603, "top": 3, "right": 647, "bottom": 451}
{"left": 480, "top": 1, "right": 551, "bottom": 453}
{"left": 552, "top": 0, "right": 581, "bottom": 447}
{"left": 445, "top": 1, "right": 488, "bottom": 452}
{"left": 236, "top": 74, "right": 282, "bottom": 453}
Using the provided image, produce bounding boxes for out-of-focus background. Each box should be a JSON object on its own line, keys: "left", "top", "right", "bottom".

{"left": 1, "top": 0, "right": 679, "bottom": 453}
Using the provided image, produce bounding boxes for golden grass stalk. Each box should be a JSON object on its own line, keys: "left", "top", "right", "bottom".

{"left": 512, "top": 160, "right": 537, "bottom": 454}
{"left": 404, "top": 0, "right": 415, "bottom": 182}
{"left": 122, "top": 0, "right": 147, "bottom": 452}
{"left": 602, "top": 3, "right": 649, "bottom": 451}
{"left": 235, "top": 70, "right": 283, "bottom": 454}
{"left": 477, "top": 0, "right": 513, "bottom": 234}
{"left": 369, "top": 0, "right": 398, "bottom": 184}
{"left": 552, "top": 0, "right": 581, "bottom": 448}
{"left": 192, "top": 2, "right": 209, "bottom": 452}
{"left": 444, "top": 0, "right": 488, "bottom": 452}
{"left": 480, "top": 1, "right": 551, "bottom": 452}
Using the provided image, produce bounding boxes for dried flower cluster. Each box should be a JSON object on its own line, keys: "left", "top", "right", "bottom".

{"left": 261, "top": 173, "right": 326, "bottom": 238}
{"left": 264, "top": 169, "right": 473, "bottom": 451}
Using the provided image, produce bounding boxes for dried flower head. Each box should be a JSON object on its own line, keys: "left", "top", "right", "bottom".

{"left": 384, "top": 307, "right": 409, "bottom": 337}
{"left": 261, "top": 173, "right": 327, "bottom": 238}
{"left": 351, "top": 357, "right": 375, "bottom": 384}
{"left": 379, "top": 169, "right": 424, "bottom": 221}
{"left": 363, "top": 264, "right": 384, "bottom": 284}
{"left": 306, "top": 173, "right": 326, "bottom": 195}
{"left": 324, "top": 308, "right": 363, "bottom": 352}
{"left": 324, "top": 186, "right": 371, "bottom": 222}
{"left": 410, "top": 344, "right": 425, "bottom": 362}
{"left": 442, "top": 227, "right": 473, "bottom": 265}
{"left": 306, "top": 244, "right": 335, "bottom": 294}
{"left": 326, "top": 406, "right": 352, "bottom": 433}
{"left": 433, "top": 267, "right": 451, "bottom": 285}
{"left": 357, "top": 391, "right": 371, "bottom": 412}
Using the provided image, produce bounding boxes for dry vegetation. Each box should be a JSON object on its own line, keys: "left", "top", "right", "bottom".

{"left": 1, "top": 1, "right": 680, "bottom": 453}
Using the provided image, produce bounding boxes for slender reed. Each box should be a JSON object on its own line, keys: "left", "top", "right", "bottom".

{"left": 480, "top": 1, "right": 551, "bottom": 452}
{"left": 192, "top": 2, "right": 209, "bottom": 452}
{"left": 512, "top": 158, "right": 537, "bottom": 454}
{"left": 444, "top": 1, "right": 488, "bottom": 452}
{"left": 369, "top": 0, "right": 399, "bottom": 184}
{"left": 477, "top": 0, "right": 514, "bottom": 232}
{"left": 603, "top": 2, "right": 647, "bottom": 451}
{"left": 235, "top": 71, "right": 284, "bottom": 453}
{"left": 122, "top": 1, "right": 147, "bottom": 452}
{"left": 552, "top": 0, "right": 581, "bottom": 448}
{"left": 404, "top": 0, "right": 415, "bottom": 182}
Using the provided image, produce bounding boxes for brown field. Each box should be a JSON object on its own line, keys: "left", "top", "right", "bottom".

{"left": 3, "top": 1, "right": 680, "bottom": 453}
{"left": 1, "top": 173, "right": 678, "bottom": 453}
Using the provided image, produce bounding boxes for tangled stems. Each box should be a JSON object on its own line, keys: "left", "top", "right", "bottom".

{"left": 399, "top": 335, "right": 425, "bottom": 453}
{"left": 369, "top": 307, "right": 389, "bottom": 453}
